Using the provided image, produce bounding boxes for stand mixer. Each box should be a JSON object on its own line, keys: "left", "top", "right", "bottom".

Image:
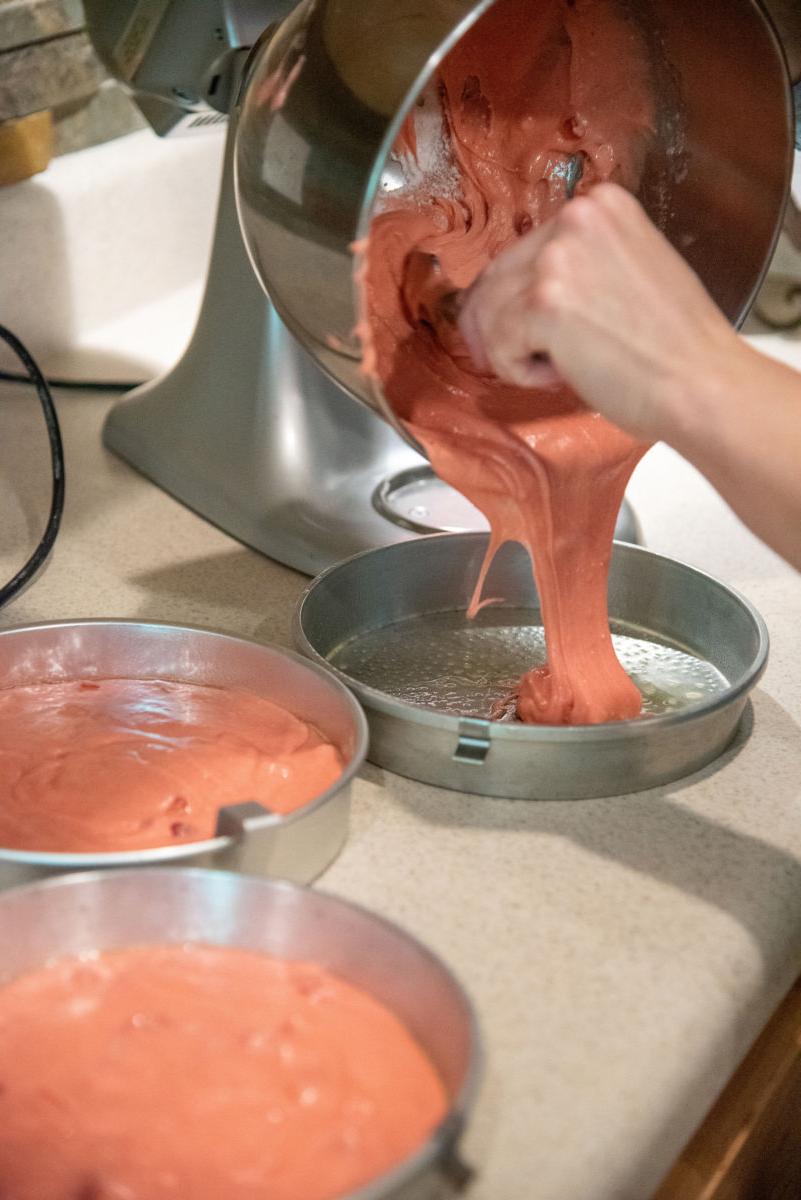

{"left": 86, "top": 0, "right": 792, "bottom": 577}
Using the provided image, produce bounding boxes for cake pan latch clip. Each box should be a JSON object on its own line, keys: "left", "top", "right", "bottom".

{"left": 453, "top": 719, "right": 491, "bottom": 765}
{"left": 215, "top": 801, "right": 282, "bottom": 871}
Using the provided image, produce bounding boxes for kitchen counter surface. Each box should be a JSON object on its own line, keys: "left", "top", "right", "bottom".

{"left": 2, "top": 364, "right": 801, "bottom": 1200}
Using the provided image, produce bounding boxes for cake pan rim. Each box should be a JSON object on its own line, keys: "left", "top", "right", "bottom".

{"left": 294, "top": 533, "right": 770, "bottom": 741}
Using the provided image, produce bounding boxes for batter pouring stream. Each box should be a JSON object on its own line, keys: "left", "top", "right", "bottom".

{"left": 362, "top": 0, "right": 656, "bottom": 725}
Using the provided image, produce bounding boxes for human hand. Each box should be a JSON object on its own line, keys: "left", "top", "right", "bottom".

{"left": 458, "top": 183, "right": 746, "bottom": 444}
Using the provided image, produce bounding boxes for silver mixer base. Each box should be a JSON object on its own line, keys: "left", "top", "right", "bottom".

{"left": 103, "top": 331, "right": 428, "bottom": 578}
{"left": 105, "top": 353, "right": 641, "bottom": 577}
{"left": 103, "top": 121, "right": 426, "bottom": 577}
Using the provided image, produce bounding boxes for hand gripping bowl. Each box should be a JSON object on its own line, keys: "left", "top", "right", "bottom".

{"left": 235, "top": 0, "right": 793, "bottom": 449}
{"left": 0, "top": 621, "right": 368, "bottom": 889}
{"left": 0, "top": 868, "right": 481, "bottom": 1200}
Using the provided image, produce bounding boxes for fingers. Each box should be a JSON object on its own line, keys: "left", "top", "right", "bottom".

{"left": 459, "top": 297, "right": 555, "bottom": 386}
{"left": 458, "top": 184, "right": 650, "bottom": 383}
{"left": 499, "top": 354, "right": 563, "bottom": 390}
{"left": 459, "top": 235, "right": 567, "bottom": 385}
{"left": 460, "top": 284, "right": 561, "bottom": 388}
{"left": 457, "top": 289, "right": 492, "bottom": 372}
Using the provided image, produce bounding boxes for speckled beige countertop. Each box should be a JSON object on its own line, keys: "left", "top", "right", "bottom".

{"left": 2, "top": 374, "right": 801, "bottom": 1200}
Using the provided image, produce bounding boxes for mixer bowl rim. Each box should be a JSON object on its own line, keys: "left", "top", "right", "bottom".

{"left": 0, "top": 618, "right": 369, "bottom": 868}
{"left": 349, "top": 0, "right": 498, "bottom": 454}
{"left": 351, "top": 0, "right": 795, "bottom": 314}
{"left": 0, "top": 865, "right": 484, "bottom": 1200}
{"left": 294, "top": 533, "right": 770, "bottom": 740}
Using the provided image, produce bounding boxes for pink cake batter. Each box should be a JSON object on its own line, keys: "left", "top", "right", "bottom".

{"left": 363, "top": 0, "right": 656, "bottom": 725}
{"left": 0, "top": 678, "right": 344, "bottom": 852}
{"left": 0, "top": 943, "right": 447, "bottom": 1200}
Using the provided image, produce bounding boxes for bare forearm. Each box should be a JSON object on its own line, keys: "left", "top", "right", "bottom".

{"left": 666, "top": 344, "right": 801, "bottom": 568}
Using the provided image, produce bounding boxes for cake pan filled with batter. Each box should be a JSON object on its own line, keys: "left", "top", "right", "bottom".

{"left": 0, "top": 621, "right": 368, "bottom": 888}
{"left": 0, "top": 867, "right": 480, "bottom": 1200}
{"left": 295, "top": 534, "right": 768, "bottom": 800}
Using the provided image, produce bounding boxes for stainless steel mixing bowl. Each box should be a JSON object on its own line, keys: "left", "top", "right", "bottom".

{"left": 0, "top": 621, "right": 368, "bottom": 889}
{"left": 235, "top": 0, "right": 793, "bottom": 448}
{"left": 0, "top": 868, "right": 480, "bottom": 1200}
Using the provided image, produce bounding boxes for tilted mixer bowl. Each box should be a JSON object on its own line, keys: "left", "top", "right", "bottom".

{"left": 235, "top": 0, "right": 793, "bottom": 448}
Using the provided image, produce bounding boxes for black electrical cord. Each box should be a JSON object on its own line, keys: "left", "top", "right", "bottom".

{"left": 0, "top": 324, "right": 66, "bottom": 608}
{"left": 0, "top": 368, "right": 140, "bottom": 393}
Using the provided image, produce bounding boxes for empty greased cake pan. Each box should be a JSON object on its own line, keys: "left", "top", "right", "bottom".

{"left": 0, "top": 621, "right": 368, "bottom": 889}
{"left": 295, "top": 534, "right": 769, "bottom": 800}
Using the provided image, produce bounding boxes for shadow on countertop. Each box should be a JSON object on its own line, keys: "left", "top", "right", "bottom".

{"left": 129, "top": 549, "right": 306, "bottom": 642}
{"left": 376, "top": 688, "right": 801, "bottom": 1200}
{"left": 375, "top": 689, "right": 801, "bottom": 963}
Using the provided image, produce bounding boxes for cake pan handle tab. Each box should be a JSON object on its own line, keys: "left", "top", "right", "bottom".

{"left": 453, "top": 719, "right": 492, "bottom": 765}
{"left": 435, "top": 1113, "right": 476, "bottom": 1194}
{"left": 439, "top": 1148, "right": 475, "bottom": 1192}
{"left": 215, "top": 801, "right": 280, "bottom": 871}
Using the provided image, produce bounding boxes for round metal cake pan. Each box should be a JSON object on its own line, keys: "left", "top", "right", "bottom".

{"left": 0, "top": 620, "right": 368, "bottom": 888}
{"left": 294, "top": 534, "right": 769, "bottom": 800}
{"left": 0, "top": 867, "right": 480, "bottom": 1200}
